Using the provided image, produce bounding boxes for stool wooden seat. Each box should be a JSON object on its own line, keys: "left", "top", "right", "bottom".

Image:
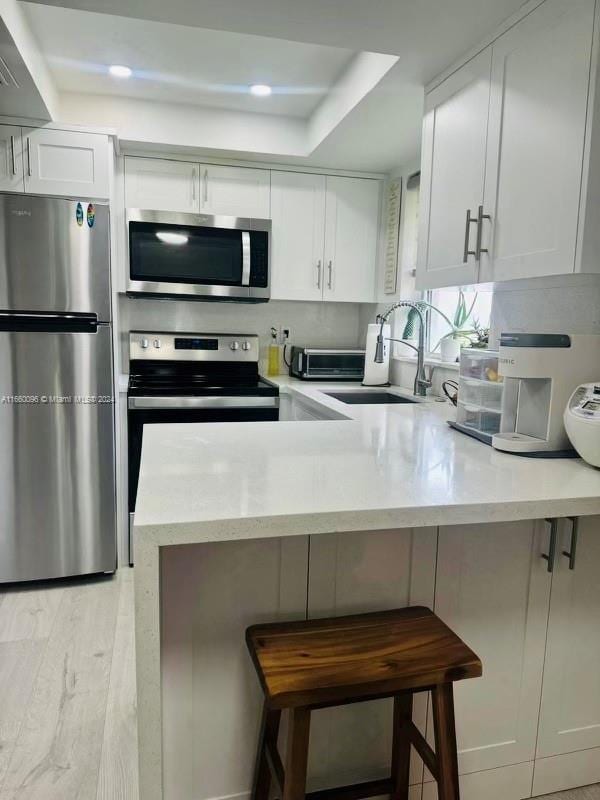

{"left": 246, "top": 606, "right": 482, "bottom": 800}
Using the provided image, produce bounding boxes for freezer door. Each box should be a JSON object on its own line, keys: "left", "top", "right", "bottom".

{"left": 0, "top": 325, "right": 116, "bottom": 582}
{"left": 0, "top": 194, "right": 111, "bottom": 320}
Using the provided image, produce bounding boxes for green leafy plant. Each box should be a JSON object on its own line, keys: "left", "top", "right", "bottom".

{"left": 469, "top": 320, "right": 490, "bottom": 349}
{"left": 430, "top": 290, "right": 478, "bottom": 353}
{"left": 398, "top": 292, "right": 484, "bottom": 353}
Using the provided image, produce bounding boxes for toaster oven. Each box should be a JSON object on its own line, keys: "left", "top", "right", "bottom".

{"left": 289, "top": 347, "right": 365, "bottom": 381}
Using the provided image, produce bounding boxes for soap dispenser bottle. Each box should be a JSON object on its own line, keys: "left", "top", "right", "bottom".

{"left": 267, "top": 327, "right": 281, "bottom": 376}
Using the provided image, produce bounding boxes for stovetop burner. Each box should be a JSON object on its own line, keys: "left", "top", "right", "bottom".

{"left": 128, "top": 370, "right": 278, "bottom": 397}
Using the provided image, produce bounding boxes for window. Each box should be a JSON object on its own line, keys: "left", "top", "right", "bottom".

{"left": 427, "top": 287, "right": 493, "bottom": 355}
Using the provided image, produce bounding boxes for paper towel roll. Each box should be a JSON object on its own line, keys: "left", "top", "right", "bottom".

{"left": 363, "top": 323, "right": 391, "bottom": 386}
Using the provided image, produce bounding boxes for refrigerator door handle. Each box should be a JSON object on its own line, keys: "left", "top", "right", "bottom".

{"left": 0, "top": 311, "right": 99, "bottom": 332}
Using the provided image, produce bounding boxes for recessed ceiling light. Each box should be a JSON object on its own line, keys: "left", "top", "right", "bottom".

{"left": 250, "top": 84, "right": 272, "bottom": 97}
{"left": 109, "top": 64, "right": 132, "bottom": 79}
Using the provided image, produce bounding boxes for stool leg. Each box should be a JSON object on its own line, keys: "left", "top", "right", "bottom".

{"left": 283, "top": 706, "right": 311, "bottom": 800}
{"left": 431, "top": 684, "right": 460, "bottom": 800}
{"left": 252, "top": 702, "right": 281, "bottom": 800}
{"left": 391, "top": 693, "right": 413, "bottom": 800}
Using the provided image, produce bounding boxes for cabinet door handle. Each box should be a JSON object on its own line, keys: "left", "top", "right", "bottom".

{"left": 562, "top": 516, "right": 579, "bottom": 570}
{"left": 316, "top": 259, "right": 322, "bottom": 289}
{"left": 542, "top": 518, "right": 558, "bottom": 573}
{"left": 203, "top": 169, "right": 208, "bottom": 204}
{"left": 463, "top": 209, "right": 478, "bottom": 263}
{"left": 192, "top": 168, "right": 197, "bottom": 203}
{"left": 327, "top": 260, "right": 333, "bottom": 289}
{"left": 9, "top": 135, "right": 16, "bottom": 176}
{"left": 476, "top": 205, "right": 491, "bottom": 260}
{"left": 26, "top": 137, "right": 32, "bottom": 177}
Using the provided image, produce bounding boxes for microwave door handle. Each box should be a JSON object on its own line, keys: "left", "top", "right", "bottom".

{"left": 241, "top": 231, "right": 251, "bottom": 286}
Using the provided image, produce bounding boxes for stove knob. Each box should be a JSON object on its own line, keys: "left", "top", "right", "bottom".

{"left": 153, "top": 338, "right": 162, "bottom": 349}
{"left": 140, "top": 338, "right": 149, "bottom": 349}
{"left": 242, "top": 341, "right": 251, "bottom": 352}
{"left": 230, "top": 341, "right": 240, "bottom": 351}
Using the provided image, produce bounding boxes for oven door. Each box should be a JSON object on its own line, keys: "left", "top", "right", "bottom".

{"left": 127, "top": 210, "right": 270, "bottom": 301}
{"left": 127, "top": 396, "right": 279, "bottom": 564}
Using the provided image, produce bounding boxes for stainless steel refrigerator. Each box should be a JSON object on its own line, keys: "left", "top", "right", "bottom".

{"left": 0, "top": 193, "right": 116, "bottom": 582}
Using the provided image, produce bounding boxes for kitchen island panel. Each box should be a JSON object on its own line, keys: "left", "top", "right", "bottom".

{"left": 161, "top": 536, "right": 308, "bottom": 800}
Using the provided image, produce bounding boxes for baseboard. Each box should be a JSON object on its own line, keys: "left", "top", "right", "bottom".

{"left": 532, "top": 748, "right": 600, "bottom": 796}
{"left": 422, "top": 761, "right": 534, "bottom": 800}
{"left": 200, "top": 788, "right": 422, "bottom": 800}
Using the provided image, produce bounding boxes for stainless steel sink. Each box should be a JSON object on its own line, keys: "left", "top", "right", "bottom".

{"left": 324, "top": 391, "right": 417, "bottom": 405}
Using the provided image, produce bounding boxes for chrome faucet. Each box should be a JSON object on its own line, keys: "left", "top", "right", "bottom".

{"left": 374, "top": 300, "right": 432, "bottom": 397}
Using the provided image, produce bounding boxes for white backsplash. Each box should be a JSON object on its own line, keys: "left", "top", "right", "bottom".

{"left": 490, "top": 274, "right": 600, "bottom": 345}
{"left": 119, "top": 274, "right": 600, "bottom": 383}
{"left": 360, "top": 274, "right": 600, "bottom": 394}
{"left": 118, "top": 296, "right": 362, "bottom": 373}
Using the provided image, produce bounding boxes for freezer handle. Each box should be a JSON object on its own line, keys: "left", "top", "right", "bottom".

{"left": 0, "top": 311, "right": 99, "bottom": 333}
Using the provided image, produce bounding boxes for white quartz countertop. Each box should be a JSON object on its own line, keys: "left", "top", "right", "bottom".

{"left": 133, "top": 378, "right": 600, "bottom": 546}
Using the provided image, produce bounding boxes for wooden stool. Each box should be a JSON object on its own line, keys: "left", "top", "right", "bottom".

{"left": 246, "top": 606, "right": 482, "bottom": 800}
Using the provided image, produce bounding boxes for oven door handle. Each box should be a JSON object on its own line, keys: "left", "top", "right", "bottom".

{"left": 128, "top": 395, "right": 279, "bottom": 410}
{"left": 241, "top": 231, "right": 251, "bottom": 286}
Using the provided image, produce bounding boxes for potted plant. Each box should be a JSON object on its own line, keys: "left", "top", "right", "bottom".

{"left": 432, "top": 290, "right": 478, "bottom": 363}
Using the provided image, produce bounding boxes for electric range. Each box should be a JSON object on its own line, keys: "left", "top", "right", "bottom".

{"left": 127, "top": 331, "right": 279, "bottom": 563}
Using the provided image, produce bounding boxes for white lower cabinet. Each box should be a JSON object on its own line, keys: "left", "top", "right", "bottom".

{"left": 424, "top": 520, "right": 553, "bottom": 800}
{"left": 306, "top": 528, "right": 437, "bottom": 793}
{"left": 279, "top": 393, "right": 345, "bottom": 421}
{"left": 158, "top": 517, "right": 600, "bottom": 800}
{"left": 533, "top": 515, "right": 600, "bottom": 795}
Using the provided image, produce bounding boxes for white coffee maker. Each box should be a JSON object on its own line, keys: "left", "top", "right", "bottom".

{"left": 492, "top": 333, "right": 600, "bottom": 455}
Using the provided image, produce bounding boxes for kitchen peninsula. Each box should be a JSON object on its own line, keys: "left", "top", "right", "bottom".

{"left": 134, "top": 382, "right": 600, "bottom": 800}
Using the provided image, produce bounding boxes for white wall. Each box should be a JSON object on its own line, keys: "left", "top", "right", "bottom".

{"left": 119, "top": 296, "right": 363, "bottom": 374}
{"left": 60, "top": 93, "right": 307, "bottom": 158}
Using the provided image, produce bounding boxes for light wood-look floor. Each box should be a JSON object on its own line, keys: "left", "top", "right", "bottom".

{"left": 0, "top": 569, "right": 137, "bottom": 800}
{"left": 0, "top": 570, "right": 597, "bottom": 800}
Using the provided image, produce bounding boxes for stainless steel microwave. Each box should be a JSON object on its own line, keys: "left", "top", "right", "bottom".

{"left": 126, "top": 209, "right": 271, "bottom": 302}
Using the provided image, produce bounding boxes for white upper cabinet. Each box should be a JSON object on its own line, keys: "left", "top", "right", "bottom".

{"left": 536, "top": 516, "right": 600, "bottom": 759}
{"left": 122, "top": 156, "right": 380, "bottom": 303}
{"left": 270, "top": 171, "right": 326, "bottom": 302}
{"left": 417, "top": 49, "right": 492, "bottom": 289}
{"left": 480, "top": 0, "right": 596, "bottom": 282}
{"left": 199, "top": 164, "right": 270, "bottom": 218}
{"left": 417, "top": 0, "right": 599, "bottom": 289}
{"left": 0, "top": 126, "right": 25, "bottom": 193}
{"left": 323, "top": 175, "right": 379, "bottom": 303}
{"left": 270, "top": 172, "right": 380, "bottom": 304}
{"left": 23, "top": 128, "right": 109, "bottom": 199}
{"left": 125, "top": 157, "right": 199, "bottom": 213}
